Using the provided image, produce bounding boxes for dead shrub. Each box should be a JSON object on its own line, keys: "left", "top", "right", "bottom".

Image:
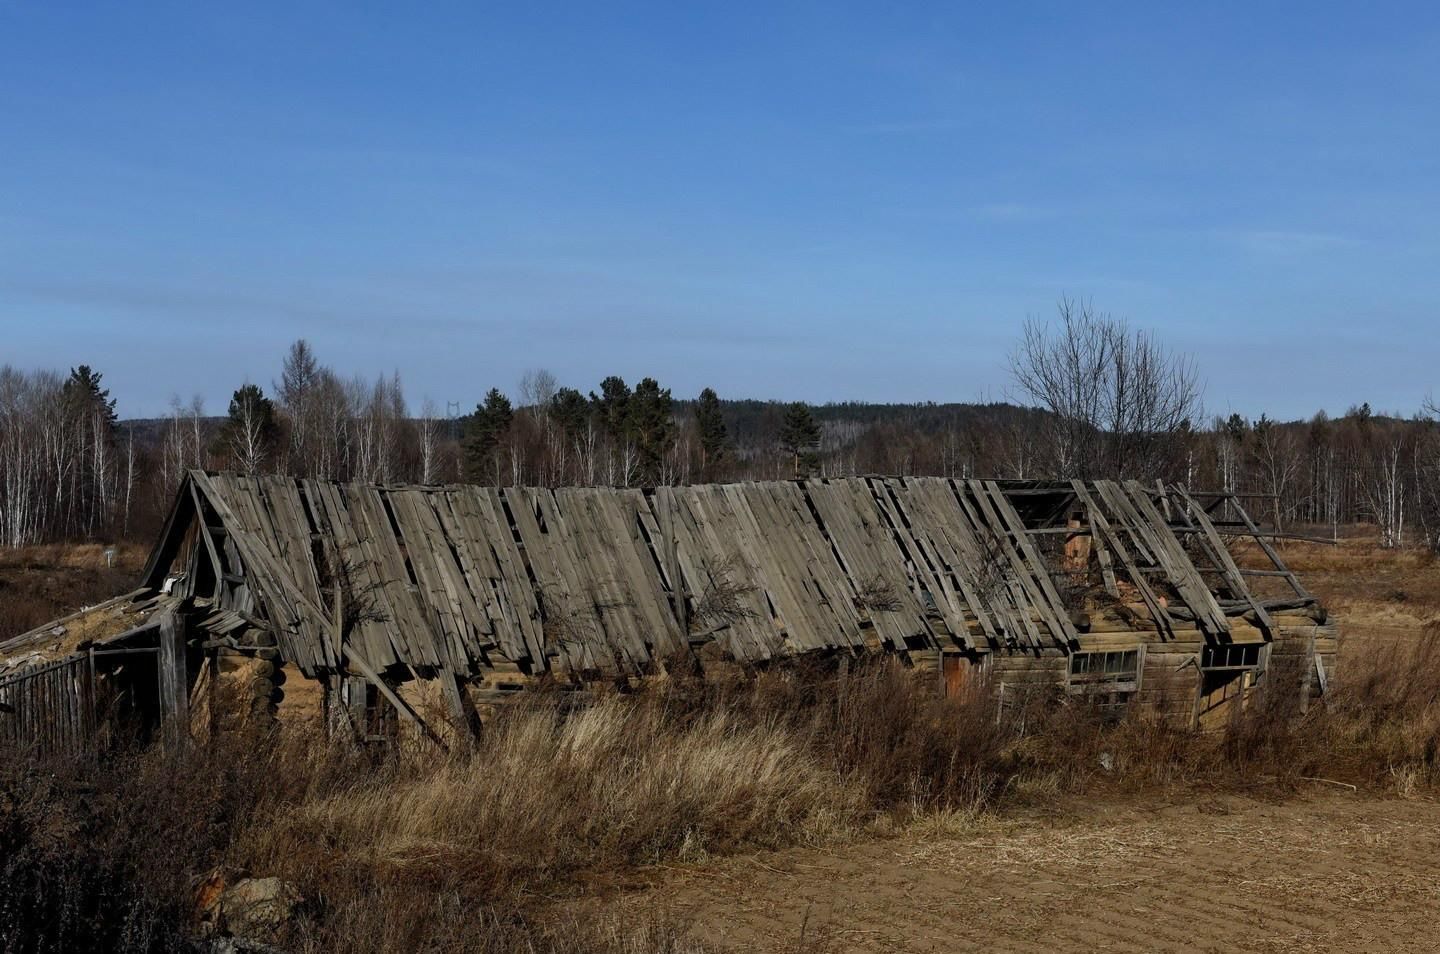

{"left": 809, "top": 660, "right": 1009, "bottom": 810}
{"left": 853, "top": 575, "right": 901, "bottom": 613}
{"left": 9, "top": 635, "right": 1440, "bottom": 951}
{"left": 247, "top": 696, "right": 862, "bottom": 905}
{"left": 0, "top": 730, "right": 280, "bottom": 954}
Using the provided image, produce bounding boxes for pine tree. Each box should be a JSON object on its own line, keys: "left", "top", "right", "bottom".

{"left": 463, "top": 388, "right": 514, "bottom": 484}
{"left": 549, "top": 387, "right": 590, "bottom": 441}
{"left": 589, "top": 376, "right": 632, "bottom": 442}
{"left": 779, "top": 402, "right": 821, "bottom": 478}
{"left": 695, "top": 387, "right": 729, "bottom": 480}
{"left": 220, "top": 383, "right": 278, "bottom": 473}
{"left": 62, "top": 365, "right": 117, "bottom": 428}
{"left": 62, "top": 366, "right": 119, "bottom": 536}
{"left": 629, "top": 377, "right": 675, "bottom": 484}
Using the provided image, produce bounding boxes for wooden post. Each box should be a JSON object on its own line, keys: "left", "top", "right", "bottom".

{"left": 157, "top": 612, "right": 189, "bottom": 740}
{"left": 85, "top": 647, "right": 96, "bottom": 735}
{"left": 439, "top": 666, "right": 478, "bottom": 744}
{"left": 325, "top": 672, "right": 372, "bottom": 740}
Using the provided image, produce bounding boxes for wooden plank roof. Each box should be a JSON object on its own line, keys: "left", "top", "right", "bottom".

{"left": 143, "top": 471, "right": 1294, "bottom": 678}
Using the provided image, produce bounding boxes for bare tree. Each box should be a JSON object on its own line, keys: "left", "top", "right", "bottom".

{"left": 159, "top": 394, "right": 208, "bottom": 501}
{"left": 1359, "top": 430, "right": 1408, "bottom": 548}
{"left": 1417, "top": 397, "right": 1440, "bottom": 551}
{"left": 416, "top": 398, "right": 442, "bottom": 485}
{"left": 277, "top": 339, "right": 320, "bottom": 475}
{"left": 1010, "top": 299, "right": 1202, "bottom": 479}
{"left": 1250, "top": 415, "right": 1300, "bottom": 531}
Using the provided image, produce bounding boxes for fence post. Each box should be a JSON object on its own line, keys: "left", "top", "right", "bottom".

{"left": 157, "top": 612, "right": 189, "bottom": 740}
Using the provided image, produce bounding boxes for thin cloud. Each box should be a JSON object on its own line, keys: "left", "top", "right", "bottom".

{"left": 1219, "top": 229, "right": 1360, "bottom": 256}
{"left": 844, "top": 118, "right": 960, "bottom": 135}
{"left": 970, "top": 202, "right": 1060, "bottom": 223}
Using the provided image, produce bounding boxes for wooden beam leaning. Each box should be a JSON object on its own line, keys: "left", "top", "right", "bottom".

{"left": 1173, "top": 486, "right": 1275, "bottom": 635}
{"left": 188, "top": 483, "right": 226, "bottom": 602}
{"left": 157, "top": 611, "right": 189, "bottom": 740}
{"left": 197, "top": 472, "right": 446, "bottom": 747}
{"left": 1070, "top": 481, "right": 1176, "bottom": 638}
{"left": 331, "top": 581, "right": 446, "bottom": 749}
{"left": 1117, "top": 481, "right": 1230, "bottom": 637}
{"left": 980, "top": 481, "right": 1078, "bottom": 647}
{"left": 1228, "top": 495, "right": 1314, "bottom": 600}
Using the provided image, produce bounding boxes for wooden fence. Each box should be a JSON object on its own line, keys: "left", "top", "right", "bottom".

{"left": 0, "top": 652, "right": 97, "bottom": 753}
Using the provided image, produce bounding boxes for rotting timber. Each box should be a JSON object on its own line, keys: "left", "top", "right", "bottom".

{"left": 0, "top": 471, "right": 1338, "bottom": 748}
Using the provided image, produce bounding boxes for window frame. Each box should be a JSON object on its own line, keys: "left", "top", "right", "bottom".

{"left": 1200, "top": 641, "right": 1266, "bottom": 673}
{"left": 1066, "top": 646, "right": 1144, "bottom": 696}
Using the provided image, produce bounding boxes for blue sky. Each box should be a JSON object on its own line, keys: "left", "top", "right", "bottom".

{"left": 1, "top": 2, "right": 1437, "bottom": 419}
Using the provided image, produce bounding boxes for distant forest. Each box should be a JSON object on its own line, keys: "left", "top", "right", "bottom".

{"left": 2, "top": 302, "right": 1438, "bottom": 550}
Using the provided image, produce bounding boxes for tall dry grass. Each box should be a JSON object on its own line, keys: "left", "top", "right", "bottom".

{"left": 252, "top": 698, "right": 865, "bottom": 931}
{"left": 0, "top": 543, "right": 142, "bottom": 640}
{"left": 4, "top": 636, "right": 1440, "bottom": 952}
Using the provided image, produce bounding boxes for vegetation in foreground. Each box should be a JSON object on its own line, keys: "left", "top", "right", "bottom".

{"left": 3, "top": 633, "right": 1440, "bottom": 954}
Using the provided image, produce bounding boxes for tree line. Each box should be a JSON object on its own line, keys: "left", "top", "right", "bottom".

{"left": 2, "top": 303, "right": 1438, "bottom": 550}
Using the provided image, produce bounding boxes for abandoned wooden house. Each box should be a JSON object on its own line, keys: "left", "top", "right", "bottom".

{"left": 0, "top": 470, "right": 1338, "bottom": 748}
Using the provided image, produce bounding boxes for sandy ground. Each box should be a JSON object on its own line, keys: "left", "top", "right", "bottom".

{"left": 647, "top": 793, "right": 1440, "bottom": 953}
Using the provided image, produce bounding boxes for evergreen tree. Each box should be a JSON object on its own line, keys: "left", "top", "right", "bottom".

{"left": 62, "top": 365, "right": 117, "bottom": 428}
{"left": 629, "top": 377, "right": 675, "bottom": 484}
{"left": 589, "top": 376, "right": 632, "bottom": 442}
{"left": 695, "top": 387, "right": 729, "bottom": 479}
{"left": 1224, "top": 412, "right": 1248, "bottom": 443}
{"left": 220, "top": 383, "right": 278, "bottom": 473}
{"left": 463, "top": 388, "right": 514, "bottom": 483}
{"left": 779, "top": 401, "right": 822, "bottom": 478}
{"left": 61, "top": 365, "right": 119, "bottom": 536}
{"left": 549, "top": 387, "right": 590, "bottom": 441}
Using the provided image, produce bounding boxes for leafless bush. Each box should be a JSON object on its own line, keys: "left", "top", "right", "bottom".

{"left": 537, "top": 583, "right": 603, "bottom": 652}
{"left": 320, "top": 552, "right": 390, "bottom": 632}
{"left": 7, "top": 639, "right": 1440, "bottom": 951}
{"left": 854, "top": 574, "right": 901, "bottom": 613}
{"left": 692, "top": 554, "right": 759, "bottom": 626}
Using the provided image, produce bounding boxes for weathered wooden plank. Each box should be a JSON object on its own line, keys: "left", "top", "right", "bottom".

{"left": 1171, "top": 486, "right": 1275, "bottom": 635}
{"left": 981, "top": 481, "right": 1078, "bottom": 646}
{"left": 1071, "top": 480, "right": 1176, "bottom": 639}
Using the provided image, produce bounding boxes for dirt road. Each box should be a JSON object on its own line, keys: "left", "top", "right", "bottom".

{"left": 647, "top": 793, "right": 1440, "bottom": 953}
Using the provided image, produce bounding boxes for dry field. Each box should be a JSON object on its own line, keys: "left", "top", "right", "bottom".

{"left": 648, "top": 789, "right": 1440, "bottom": 954}
{"left": 648, "top": 793, "right": 1440, "bottom": 953}
{"left": 604, "top": 535, "right": 1440, "bottom": 954}
{"left": 0, "top": 542, "right": 146, "bottom": 640}
{"left": 1256, "top": 534, "right": 1440, "bottom": 646}
{"left": 2, "top": 532, "right": 1440, "bottom": 953}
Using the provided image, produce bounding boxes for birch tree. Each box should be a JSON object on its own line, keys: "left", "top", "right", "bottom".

{"left": 1010, "top": 299, "right": 1202, "bottom": 479}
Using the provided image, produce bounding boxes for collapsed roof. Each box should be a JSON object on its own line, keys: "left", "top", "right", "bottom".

{"left": 126, "top": 471, "right": 1314, "bottom": 679}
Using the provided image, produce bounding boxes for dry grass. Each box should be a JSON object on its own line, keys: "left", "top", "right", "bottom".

{"left": 5, "top": 630, "right": 1440, "bottom": 952}
{"left": 257, "top": 698, "right": 863, "bottom": 896}
{"left": 0, "top": 543, "right": 147, "bottom": 573}
{"left": 1234, "top": 532, "right": 1440, "bottom": 621}
{"left": 0, "top": 544, "right": 144, "bottom": 641}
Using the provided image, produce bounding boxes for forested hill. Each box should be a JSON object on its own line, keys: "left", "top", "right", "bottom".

{"left": 122, "top": 400, "right": 1044, "bottom": 442}
{"left": 675, "top": 399, "right": 1046, "bottom": 442}
{"left": 4, "top": 342, "right": 1434, "bottom": 552}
